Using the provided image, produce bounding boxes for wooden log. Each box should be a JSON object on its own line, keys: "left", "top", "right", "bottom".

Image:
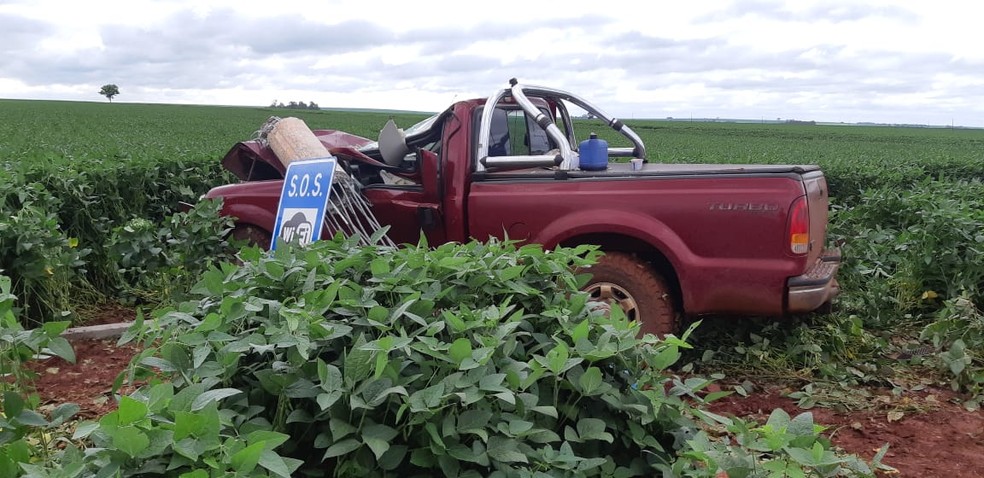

{"left": 265, "top": 117, "right": 331, "bottom": 168}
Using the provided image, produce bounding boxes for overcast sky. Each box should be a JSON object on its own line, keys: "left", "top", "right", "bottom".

{"left": 2, "top": 0, "right": 982, "bottom": 126}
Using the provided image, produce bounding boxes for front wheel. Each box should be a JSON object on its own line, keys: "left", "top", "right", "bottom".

{"left": 579, "top": 251, "right": 679, "bottom": 337}
{"left": 230, "top": 224, "right": 272, "bottom": 250}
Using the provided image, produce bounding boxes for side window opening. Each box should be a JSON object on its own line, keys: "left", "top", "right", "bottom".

{"left": 527, "top": 115, "right": 551, "bottom": 154}
{"left": 488, "top": 109, "right": 511, "bottom": 156}
{"left": 488, "top": 108, "right": 554, "bottom": 157}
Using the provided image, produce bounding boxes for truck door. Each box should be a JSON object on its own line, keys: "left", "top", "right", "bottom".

{"left": 466, "top": 106, "right": 555, "bottom": 243}
{"left": 360, "top": 147, "right": 447, "bottom": 246}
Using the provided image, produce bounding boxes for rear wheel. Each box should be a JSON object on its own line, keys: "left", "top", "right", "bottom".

{"left": 230, "top": 224, "right": 272, "bottom": 250}
{"left": 580, "top": 251, "right": 679, "bottom": 337}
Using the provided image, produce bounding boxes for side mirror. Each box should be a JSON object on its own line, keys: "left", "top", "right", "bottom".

{"left": 378, "top": 119, "right": 410, "bottom": 166}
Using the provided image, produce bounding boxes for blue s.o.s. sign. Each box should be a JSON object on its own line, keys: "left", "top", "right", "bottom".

{"left": 271, "top": 157, "right": 336, "bottom": 250}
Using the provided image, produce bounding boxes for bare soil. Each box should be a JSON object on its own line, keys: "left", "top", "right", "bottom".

{"left": 24, "top": 306, "right": 984, "bottom": 476}
{"left": 27, "top": 337, "right": 143, "bottom": 419}
{"left": 706, "top": 384, "right": 984, "bottom": 477}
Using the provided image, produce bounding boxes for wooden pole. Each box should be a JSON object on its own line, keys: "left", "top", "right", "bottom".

{"left": 264, "top": 117, "right": 331, "bottom": 168}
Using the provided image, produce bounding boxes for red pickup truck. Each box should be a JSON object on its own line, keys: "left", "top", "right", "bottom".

{"left": 205, "top": 80, "right": 841, "bottom": 335}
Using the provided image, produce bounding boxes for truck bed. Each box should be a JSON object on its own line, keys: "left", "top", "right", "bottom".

{"left": 465, "top": 162, "right": 830, "bottom": 316}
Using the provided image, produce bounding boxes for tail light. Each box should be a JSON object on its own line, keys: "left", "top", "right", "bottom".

{"left": 788, "top": 196, "right": 809, "bottom": 254}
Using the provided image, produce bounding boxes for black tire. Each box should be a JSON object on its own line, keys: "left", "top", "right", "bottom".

{"left": 579, "top": 251, "right": 679, "bottom": 337}
{"left": 230, "top": 224, "right": 272, "bottom": 250}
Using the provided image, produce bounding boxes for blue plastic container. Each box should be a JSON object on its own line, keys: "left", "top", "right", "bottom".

{"left": 579, "top": 133, "right": 608, "bottom": 171}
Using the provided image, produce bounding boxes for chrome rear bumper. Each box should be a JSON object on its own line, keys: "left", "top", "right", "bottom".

{"left": 787, "top": 247, "right": 841, "bottom": 313}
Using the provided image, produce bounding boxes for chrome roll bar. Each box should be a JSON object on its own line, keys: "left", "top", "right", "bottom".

{"left": 476, "top": 79, "right": 647, "bottom": 172}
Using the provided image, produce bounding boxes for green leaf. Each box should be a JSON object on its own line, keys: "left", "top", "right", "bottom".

{"left": 449, "top": 338, "right": 473, "bottom": 365}
{"left": 368, "top": 306, "right": 389, "bottom": 324}
{"left": 546, "top": 341, "right": 570, "bottom": 375}
{"left": 231, "top": 440, "right": 265, "bottom": 473}
{"left": 785, "top": 442, "right": 843, "bottom": 467}
{"left": 179, "top": 470, "right": 209, "bottom": 478}
{"left": 145, "top": 382, "right": 175, "bottom": 413}
{"left": 247, "top": 430, "right": 291, "bottom": 451}
{"left": 112, "top": 426, "right": 150, "bottom": 458}
{"left": 425, "top": 422, "right": 446, "bottom": 450}
{"left": 530, "top": 405, "right": 558, "bottom": 419}
{"left": 788, "top": 412, "right": 817, "bottom": 438}
{"left": 570, "top": 319, "right": 590, "bottom": 343}
{"left": 190, "top": 388, "right": 242, "bottom": 411}
{"left": 448, "top": 442, "right": 490, "bottom": 466}
{"left": 410, "top": 448, "right": 437, "bottom": 468}
{"left": 576, "top": 418, "right": 613, "bottom": 443}
{"left": 41, "top": 320, "right": 71, "bottom": 336}
{"left": 344, "top": 336, "right": 374, "bottom": 385}
{"left": 117, "top": 395, "right": 148, "bottom": 425}
{"left": 374, "top": 349, "right": 389, "bottom": 379}
{"left": 762, "top": 460, "right": 788, "bottom": 473}
{"left": 3, "top": 391, "right": 24, "bottom": 418}
{"left": 259, "top": 450, "right": 303, "bottom": 478}
{"left": 390, "top": 298, "right": 421, "bottom": 326}
{"left": 486, "top": 436, "right": 528, "bottom": 464}
{"left": 173, "top": 411, "right": 205, "bottom": 441}
{"left": 318, "top": 359, "right": 343, "bottom": 392}
{"left": 72, "top": 421, "right": 100, "bottom": 440}
{"left": 14, "top": 410, "right": 49, "bottom": 427}
{"left": 174, "top": 437, "right": 208, "bottom": 462}
{"left": 493, "top": 391, "right": 515, "bottom": 405}
{"left": 497, "top": 265, "right": 525, "bottom": 281}
{"left": 378, "top": 444, "right": 408, "bottom": 471}
{"left": 409, "top": 382, "right": 445, "bottom": 412}
{"left": 44, "top": 336, "right": 76, "bottom": 364}
{"left": 196, "top": 313, "right": 222, "bottom": 332}
{"left": 370, "top": 258, "right": 391, "bottom": 276}
{"left": 478, "top": 373, "right": 509, "bottom": 393}
{"left": 649, "top": 344, "right": 680, "bottom": 371}
{"left": 317, "top": 391, "right": 343, "bottom": 410}
{"left": 457, "top": 409, "right": 492, "bottom": 441}
{"left": 507, "top": 419, "right": 534, "bottom": 437}
{"left": 578, "top": 366, "right": 603, "bottom": 395}
{"left": 765, "top": 408, "right": 791, "bottom": 430}
{"left": 330, "top": 418, "right": 357, "bottom": 440}
{"left": 526, "top": 428, "right": 561, "bottom": 444}
{"left": 142, "top": 429, "right": 175, "bottom": 458}
{"left": 139, "top": 356, "right": 178, "bottom": 373}
{"left": 3, "top": 439, "right": 31, "bottom": 466}
{"left": 323, "top": 438, "right": 361, "bottom": 459}
{"left": 362, "top": 423, "right": 399, "bottom": 460}
{"left": 703, "top": 390, "right": 732, "bottom": 402}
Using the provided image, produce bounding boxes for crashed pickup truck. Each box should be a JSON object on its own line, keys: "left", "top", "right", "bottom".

{"left": 204, "top": 79, "right": 841, "bottom": 335}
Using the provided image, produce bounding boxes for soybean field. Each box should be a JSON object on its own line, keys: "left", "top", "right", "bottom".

{"left": 2, "top": 99, "right": 983, "bottom": 408}
{"left": 0, "top": 100, "right": 984, "bottom": 474}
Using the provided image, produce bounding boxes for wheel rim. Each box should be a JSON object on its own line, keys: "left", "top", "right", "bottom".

{"left": 583, "top": 281, "right": 639, "bottom": 321}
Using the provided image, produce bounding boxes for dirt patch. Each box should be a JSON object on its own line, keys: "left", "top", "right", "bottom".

{"left": 707, "top": 384, "right": 984, "bottom": 477}
{"left": 26, "top": 337, "right": 143, "bottom": 419}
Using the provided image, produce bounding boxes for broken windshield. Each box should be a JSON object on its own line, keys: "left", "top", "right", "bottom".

{"left": 358, "top": 113, "right": 440, "bottom": 152}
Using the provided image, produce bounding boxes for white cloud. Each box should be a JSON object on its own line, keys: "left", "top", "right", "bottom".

{"left": 0, "top": 0, "right": 982, "bottom": 126}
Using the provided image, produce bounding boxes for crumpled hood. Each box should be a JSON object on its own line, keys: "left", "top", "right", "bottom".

{"left": 221, "top": 129, "right": 373, "bottom": 181}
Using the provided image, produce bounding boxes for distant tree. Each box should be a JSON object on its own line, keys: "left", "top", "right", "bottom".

{"left": 270, "top": 100, "right": 320, "bottom": 109}
{"left": 99, "top": 84, "right": 120, "bottom": 102}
